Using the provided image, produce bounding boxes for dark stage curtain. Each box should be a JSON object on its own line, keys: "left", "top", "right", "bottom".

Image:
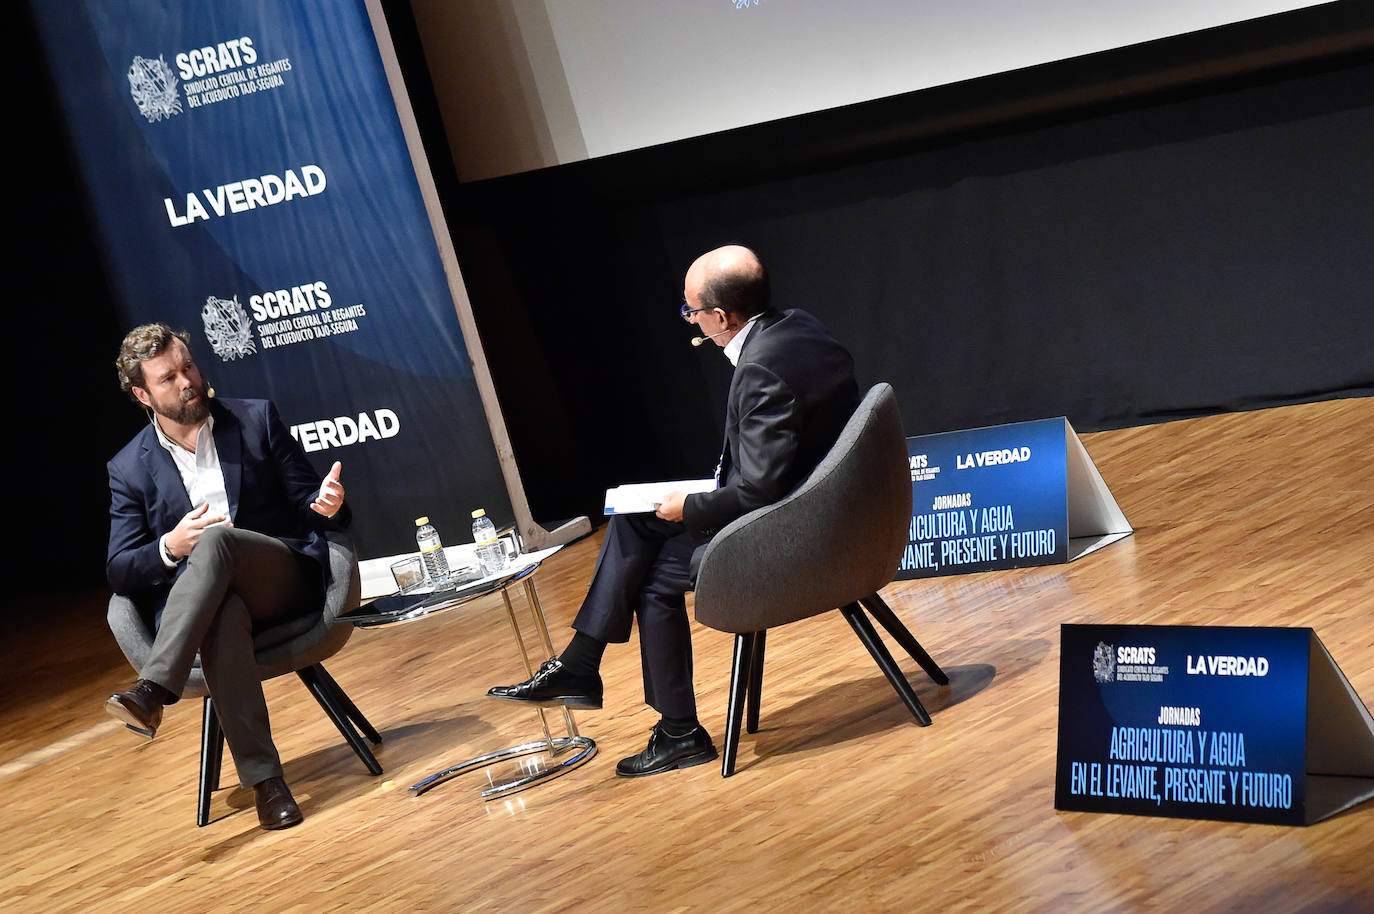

{"left": 447, "top": 54, "right": 1374, "bottom": 523}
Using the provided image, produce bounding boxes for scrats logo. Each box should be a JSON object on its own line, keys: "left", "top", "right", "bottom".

{"left": 202, "top": 295, "right": 257, "bottom": 361}
{"left": 128, "top": 55, "right": 182, "bottom": 123}
{"left": 174, "top": 37, "right": 257, "bottom": 79}
{"left": 127, "top": 36, "right": 256, "bottom": 123}
{"left": 1092, "top": 642, "right": 1116, "bottom": 683}
{"left": 200, "top": 280, "right": 337, "bottom": 360}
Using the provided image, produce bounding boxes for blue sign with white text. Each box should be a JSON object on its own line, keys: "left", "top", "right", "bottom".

{"left": 897, "top": 417, "right": 1069, "bottom": 579}
{"left": 1056, "top": 624, "right": 1310, "bottom": 825}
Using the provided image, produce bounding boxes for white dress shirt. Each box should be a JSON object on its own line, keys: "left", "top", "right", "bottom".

{"left": 151, "top": 413, "right": 231, "bottom": 567}
{"left": 722, "top": 315, "right": 760, "bottom": 367}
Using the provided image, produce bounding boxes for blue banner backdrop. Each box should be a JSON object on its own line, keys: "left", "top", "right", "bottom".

{"left": 30, "top": 1, "right": 511, "bottom": 558}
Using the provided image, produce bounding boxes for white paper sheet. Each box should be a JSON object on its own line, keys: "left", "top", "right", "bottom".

{"left": 603, "top": 478, "right": 717, "bottom": 515}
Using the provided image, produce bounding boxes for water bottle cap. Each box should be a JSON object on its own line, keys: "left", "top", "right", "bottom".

{"left": 415, "top": 516, "right": 429, "bottom": 526}
{"left": 471, "top": 509, "right": 486, "bottom": 519}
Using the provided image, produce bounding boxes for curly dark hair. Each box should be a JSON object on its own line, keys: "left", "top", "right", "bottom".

{"left": 115, "top": 323, "right": 192, "bottom": 401}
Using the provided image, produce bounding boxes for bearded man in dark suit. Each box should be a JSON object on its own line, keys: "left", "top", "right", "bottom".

{"left": 104, "top": 323, "right": 348, "bottom": 829}
{"left": 489, "top": 245, "right": 860, "bottom": 777}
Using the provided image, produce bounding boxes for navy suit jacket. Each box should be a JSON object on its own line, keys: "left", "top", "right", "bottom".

{"left": 106, "top": 397, "right": 349, "bottom": 628}
{"left": 683, "top": 308, "right": 859, "bottom": 540}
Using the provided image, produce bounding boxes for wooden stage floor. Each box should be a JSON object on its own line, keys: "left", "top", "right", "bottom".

{"left": 3, "top": 398, "right": 1373, "bottom": 912}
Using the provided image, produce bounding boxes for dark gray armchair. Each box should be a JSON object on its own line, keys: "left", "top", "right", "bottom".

{"left": 693, "top": 383, "right": 948, "bottom": 776}
{"left": 106, "top": 531, "right": 383, "bottom": 825}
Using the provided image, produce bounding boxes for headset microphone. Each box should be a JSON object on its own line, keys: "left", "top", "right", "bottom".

{"left": 691, "top": 329, "right": 733, "bottom": 348}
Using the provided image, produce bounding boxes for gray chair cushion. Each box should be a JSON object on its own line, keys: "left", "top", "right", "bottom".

{"left": 253, "top": 531, "right": 360, "bottom": 678}
{"left": 106, "top": 531, "right": 362, "bottom": 696}
{"left": 693, "top": 383, "right": 912, "bottom": 634}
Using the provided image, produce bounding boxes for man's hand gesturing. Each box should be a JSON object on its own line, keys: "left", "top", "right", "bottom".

{"left": 167, "top": 503, "right": 230, "bottom": 560}
{"left": 312, "top": 461, "right": 345, "bottom": 517}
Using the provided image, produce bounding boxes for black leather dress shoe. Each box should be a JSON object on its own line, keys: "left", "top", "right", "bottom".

{"left": 253, "top": 776, "right": 303, "bottom": 830}
{"left": 104, "top": 679, "right": 166, "bottom": 739}
{"left": 487, "top": 659, "right": 603, "bottom": 709}
{"left": 615, "top": 722, "right": 718, "bottom": 778}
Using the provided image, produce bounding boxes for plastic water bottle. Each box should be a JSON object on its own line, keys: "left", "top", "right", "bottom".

{"left": 415, "top": 516, "right": 450, "bottom": 584}
{"left": 471, "top": 509, "right": 507, "bottom": 576}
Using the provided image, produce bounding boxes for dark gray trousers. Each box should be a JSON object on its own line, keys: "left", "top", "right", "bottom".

{"left": 573, "top": 514, "right": 707, "bottom": 719}
{"left": 141, "top": 525, "right": 319, "bottom": 787}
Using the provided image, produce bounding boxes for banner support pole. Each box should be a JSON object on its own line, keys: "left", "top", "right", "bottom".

{"left": 362, "top": 0, "right": 589, "bottom": 550}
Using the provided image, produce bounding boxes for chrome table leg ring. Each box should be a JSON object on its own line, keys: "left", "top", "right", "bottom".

{"left": 409, "top": 736, "right": 597, "bottom": 799}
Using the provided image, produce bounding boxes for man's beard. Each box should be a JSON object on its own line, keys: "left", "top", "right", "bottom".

{"left": 157, "top": 386, "right": 210, "bottom": 425}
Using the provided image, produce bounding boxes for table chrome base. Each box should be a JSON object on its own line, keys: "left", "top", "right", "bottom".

{"left": 391, "top": 573, "right": 596, "bottom": 801}
{"left": 410, "top": 735, "right": 597, "bottom": 799}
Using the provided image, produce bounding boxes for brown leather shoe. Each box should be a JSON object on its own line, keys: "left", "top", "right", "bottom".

{"left": 253, "top": 776, "right": 303, "bottom": 830}
{"left": 104, "top": 679, "right": 167, "bottom": 739}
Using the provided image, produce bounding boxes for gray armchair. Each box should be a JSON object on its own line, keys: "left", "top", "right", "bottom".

{"left": 107, "top": 531, "right": 382, "bottom": 825}
{"left": 693, "top": 383, "right": 948, "bottom": 776}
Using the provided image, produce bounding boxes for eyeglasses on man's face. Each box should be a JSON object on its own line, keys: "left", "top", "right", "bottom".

{"left": 680, "top": 303, "right": 715, "bottom": 322}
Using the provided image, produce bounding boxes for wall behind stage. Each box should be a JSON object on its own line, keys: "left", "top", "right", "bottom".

{"left": 424, "top": 48, "right": 1374, "bottom": 525}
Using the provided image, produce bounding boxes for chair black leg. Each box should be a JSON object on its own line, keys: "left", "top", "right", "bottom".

{"left": 297, "top": 665, "right": 383, "bottom": 776}
{"left": 841, "top": 603, "right": 933, "bottom": 726}
{"left": 860, "top": 594, "right": 950, "bottom": 686}
{"left": 722, "top": 633, "right": 756, "bottom": 777}
{"left": 313, "top": 664, "right": 382, "bottom": 745}
{"left": 746, "top": 630, "right": 766, "bottom": 734}
{"left": 197, "top": 697, "right": 225, "bottom": 827}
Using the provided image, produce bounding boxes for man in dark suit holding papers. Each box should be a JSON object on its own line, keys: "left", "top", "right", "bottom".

{"left": 103, "top": 323, "right": 349, "bottom": 829}
{"left": 489, "top": 245, "right": 859, "bottom": 777}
